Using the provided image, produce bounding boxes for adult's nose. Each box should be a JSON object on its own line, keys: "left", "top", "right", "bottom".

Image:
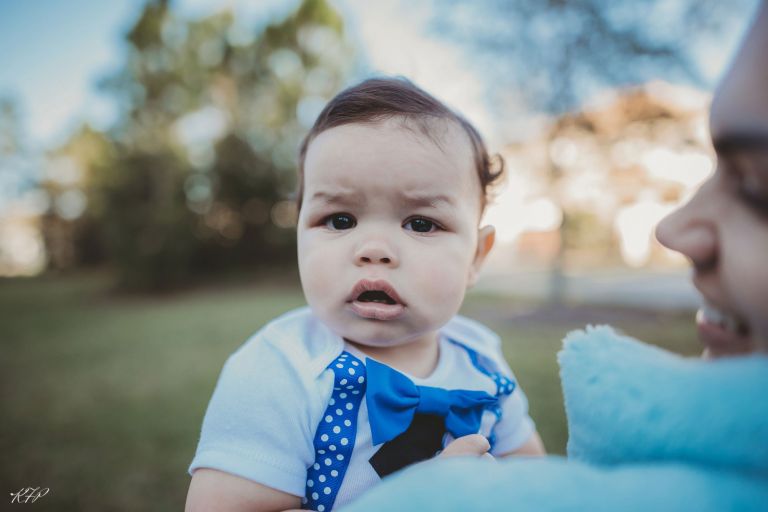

{"left": 655, "top": 177, "right": 718, "bottom": 269}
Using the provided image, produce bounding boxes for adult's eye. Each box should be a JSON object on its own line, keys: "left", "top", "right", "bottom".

{"left": 736, "top": 181, "right": 768, "bottom": 216}
{"left": 325, "top": 213, "right": 356, "bottom": 230}
{"left": 724, "top": 157, "right": 768, "bottom": 216}
{"left": 404, "top": 217, "right": 439, "bottom": 233}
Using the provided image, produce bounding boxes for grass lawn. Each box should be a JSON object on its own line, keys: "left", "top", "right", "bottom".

{"left": 0, "top": 273, "right": 700, "bottom": 510}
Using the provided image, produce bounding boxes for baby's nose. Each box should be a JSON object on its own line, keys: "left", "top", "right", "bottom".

{"left": 359, "top": 254, "right": 392, "bottom": 264}
{"left": 354, "top": 241, "right": 398, "bottom": 266}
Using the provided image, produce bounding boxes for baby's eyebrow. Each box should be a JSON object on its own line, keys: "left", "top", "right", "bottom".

{"left": 308, "top": 190, "right": 362, "bottom": 207}
{"left": 307, "top": 190, "right": 456, "bottom": 209}
{"left": 398, "top": 192, "right": 455, "bottom": 208}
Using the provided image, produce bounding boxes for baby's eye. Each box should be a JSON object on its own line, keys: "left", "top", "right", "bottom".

{"left": 404, "top": 217, "right": 440, "bottom": 233}
{"left": 325, "top": 213, "right": 357, "bottom": 230}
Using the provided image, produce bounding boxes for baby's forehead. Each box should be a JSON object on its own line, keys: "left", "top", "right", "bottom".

{"left": 394, "top": 115, "right": 466, "bottom": 146}
{"left": 309, "top": 117, "right": 475, "bottom": 171}
{"left": 314, "top": 118, "right": 472, "bottom": 169}
{"left": 304, "top": 118, "right": 482, "bottom": 210}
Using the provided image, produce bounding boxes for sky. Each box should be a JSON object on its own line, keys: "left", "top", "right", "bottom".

{"left": 0, "top": 0, "right": 757, "bottom": 150}
{"left": 0, "top": 0, "right": 141, "bottom": 147}
{"left": 0, "top": 0, "right": 759, "bottom": 233}
{"left": 0, "top": 0, "right": 760, "bottom": 274}
{"left": 0, "top": 0, "right": 501, "bottom": 150}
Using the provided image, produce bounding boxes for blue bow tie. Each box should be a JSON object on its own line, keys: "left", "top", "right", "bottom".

{"left": 365, "top": 358, "right": 498, "bottom": 445}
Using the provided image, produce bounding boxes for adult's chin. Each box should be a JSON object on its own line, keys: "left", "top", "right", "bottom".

{"left": 698, "top": 323, "right": 756, "bottom": 359}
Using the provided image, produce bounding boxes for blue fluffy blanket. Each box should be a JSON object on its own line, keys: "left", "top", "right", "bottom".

{"left": 344, "top": 326, "right": 768, "bottom": 511}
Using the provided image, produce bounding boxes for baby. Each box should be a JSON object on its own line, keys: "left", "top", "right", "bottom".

{"left": 186, "top": 78, "right": 544, "bottom": 512}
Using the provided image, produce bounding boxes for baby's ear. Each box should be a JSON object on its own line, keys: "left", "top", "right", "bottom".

{"left": 468, "top": 225, "right": 495, "bottom": 288}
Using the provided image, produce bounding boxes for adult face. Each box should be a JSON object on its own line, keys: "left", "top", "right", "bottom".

{"left": 656, "top": 1, "right": 768, "bottom": 357}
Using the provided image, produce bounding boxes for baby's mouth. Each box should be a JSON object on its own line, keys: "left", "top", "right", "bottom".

{"left": 347, "top": 279, "right": 405, "bottom": 320}
{"left": 356, "top": 290, "right": 398, "bottom": 305}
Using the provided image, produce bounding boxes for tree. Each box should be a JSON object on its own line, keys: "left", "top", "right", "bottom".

{"left": 78, "top": 0, "right": 351, "bottom": 290}
{"left": 432, "top": 0, "right": 753, "bottom": 115}
{"left": 39, "top": 125, "right": 112, "bottom": 270}
{"left": 430, "top": 0, "right": 755, "bottom": 302}
{"left": 0, "top": 97, "right": 47, "bottom": 275}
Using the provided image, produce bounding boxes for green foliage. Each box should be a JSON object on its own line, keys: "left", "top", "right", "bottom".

{"left": 39, "top": 126, "right": 112, "bottom": 269}
{"left": 562, "top": 210, "right": 613, "bottom": 250}
{"left": 98, "top": 150, "right": 198, "bottom": 290}
{"left": 0, "top": 97, "right": 22, "bottom": 156}
{"left": 50, "top": 0, "right": 351, "bottom": 290}
{"left": 432, "top": 0, "right": 752, "bottom": 114}
{"left": 0, "top": 274, "right": 307, "bottom": 510}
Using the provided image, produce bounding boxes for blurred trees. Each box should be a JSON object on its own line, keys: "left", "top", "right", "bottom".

{"left": 0, "top": 98, "right": 34, "bottom": 211}
{"left": 505, "top": 82, "right": 711, "bottom": 270}
{"left": 43, "top": 0, "right": 351, "bottom": 290}
{"left": 432, "top": 0, "right": 753, "bottom": 115}
{"left": 0, "top": 97, "right": 50, "bottom": 275}
{"left": 431, "top": 0, "right": 754, "bottom": 301}
{"left": 0, "top": 99, "right": 25, "bottom": 223}
{"left": 0, "top": 99, "right": 22, "bottom": 158}
{"left": 40, "top": 126, "right": 111, "bottom": 270}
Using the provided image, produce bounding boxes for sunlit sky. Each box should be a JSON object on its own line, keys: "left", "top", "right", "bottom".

{"left": 0, "top": 0, "right": 760, "bottom": 275}
{"left": 2, "top": 0, "right": 754, "bottom": 150}
{"left": 0, "top": 0, "right": 496, "bottom": 149}
{"left": 0, "top": 0, "right": 138, "bottom": 147}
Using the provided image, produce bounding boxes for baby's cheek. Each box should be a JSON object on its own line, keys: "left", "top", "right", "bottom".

{"left": 415, "top": 256, "right": 468, "bottom": 308}
{"left": 299, "top": 249, "right": 334, "bottom": 299}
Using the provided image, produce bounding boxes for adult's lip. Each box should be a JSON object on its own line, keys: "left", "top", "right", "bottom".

{"left": 693, "top": 292, "right": 754, "bottom": 357}
{"left": 346, "top": 279, "right": 406, "bottom": 321}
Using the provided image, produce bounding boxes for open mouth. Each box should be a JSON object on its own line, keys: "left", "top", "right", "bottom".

{"left": 695, "top": 300, "right": 754, "bottom": 356}
{"left": 356, "top": 290, "right": 397, "bottom": 305}
{"left": 347, "top": 279, "right": 405, "bottom": 320}
{"left": 697, "top": 302, "right": 749, "bottom": 337}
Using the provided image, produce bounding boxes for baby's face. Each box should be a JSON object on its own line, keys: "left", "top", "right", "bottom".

{"left": 297, "top": 118, "right": 490, "bottom": 350}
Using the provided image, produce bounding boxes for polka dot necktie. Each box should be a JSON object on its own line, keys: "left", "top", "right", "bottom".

{"left": 303, "top": 351, "right": 366, "bottom": 511}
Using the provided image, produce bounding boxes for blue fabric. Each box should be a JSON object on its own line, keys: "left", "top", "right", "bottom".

{"left": 365, "top": 357, "right": 499, "bottom": 445}
{"left": 188, "top": 307, "right": 536, "bottom": 503}
{"left": 450, "top": 339, "right": 516, "bottom": 397}
{"left": 446, "top": 339, "right": 516, "bottom": 451}
{"left": 343, "top": 326, "right": 768, "bottom": 511}
{"left": 304, "top": 351, "right": 366, "bottom": 512}
{"left": 559, "top": 326, "right": 768, "bottom": 471}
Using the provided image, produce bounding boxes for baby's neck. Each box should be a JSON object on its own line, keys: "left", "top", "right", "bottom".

{"left": 346, "top": 332, "right": 440, "bottom": 379}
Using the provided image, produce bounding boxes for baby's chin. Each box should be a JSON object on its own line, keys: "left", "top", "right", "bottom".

{"left": 342, "top": 335, "right": 421, "bottom": 351}
{"left": 339, "top": 324, "right": 442, "bottom": 355}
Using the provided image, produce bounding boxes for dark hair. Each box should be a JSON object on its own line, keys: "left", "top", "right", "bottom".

{"left": 296, "top": 77, "right": 505, "bottom": 213}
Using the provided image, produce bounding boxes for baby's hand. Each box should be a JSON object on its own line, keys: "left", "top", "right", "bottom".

{"left": 440, "top": 434, "right": 494, "bottom": 460}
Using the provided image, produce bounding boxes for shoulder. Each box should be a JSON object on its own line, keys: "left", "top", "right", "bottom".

{"left": 442, "top": 314, "right": 500, "bottom": 355}
{"left": 441, "top": 314, "right": 509, "bottom": 375}
{"left": 190, "top": 308, "right": 341, "bottom": 492}
{"left": 227, "top": 306, "right": 343, "bottom": 381}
